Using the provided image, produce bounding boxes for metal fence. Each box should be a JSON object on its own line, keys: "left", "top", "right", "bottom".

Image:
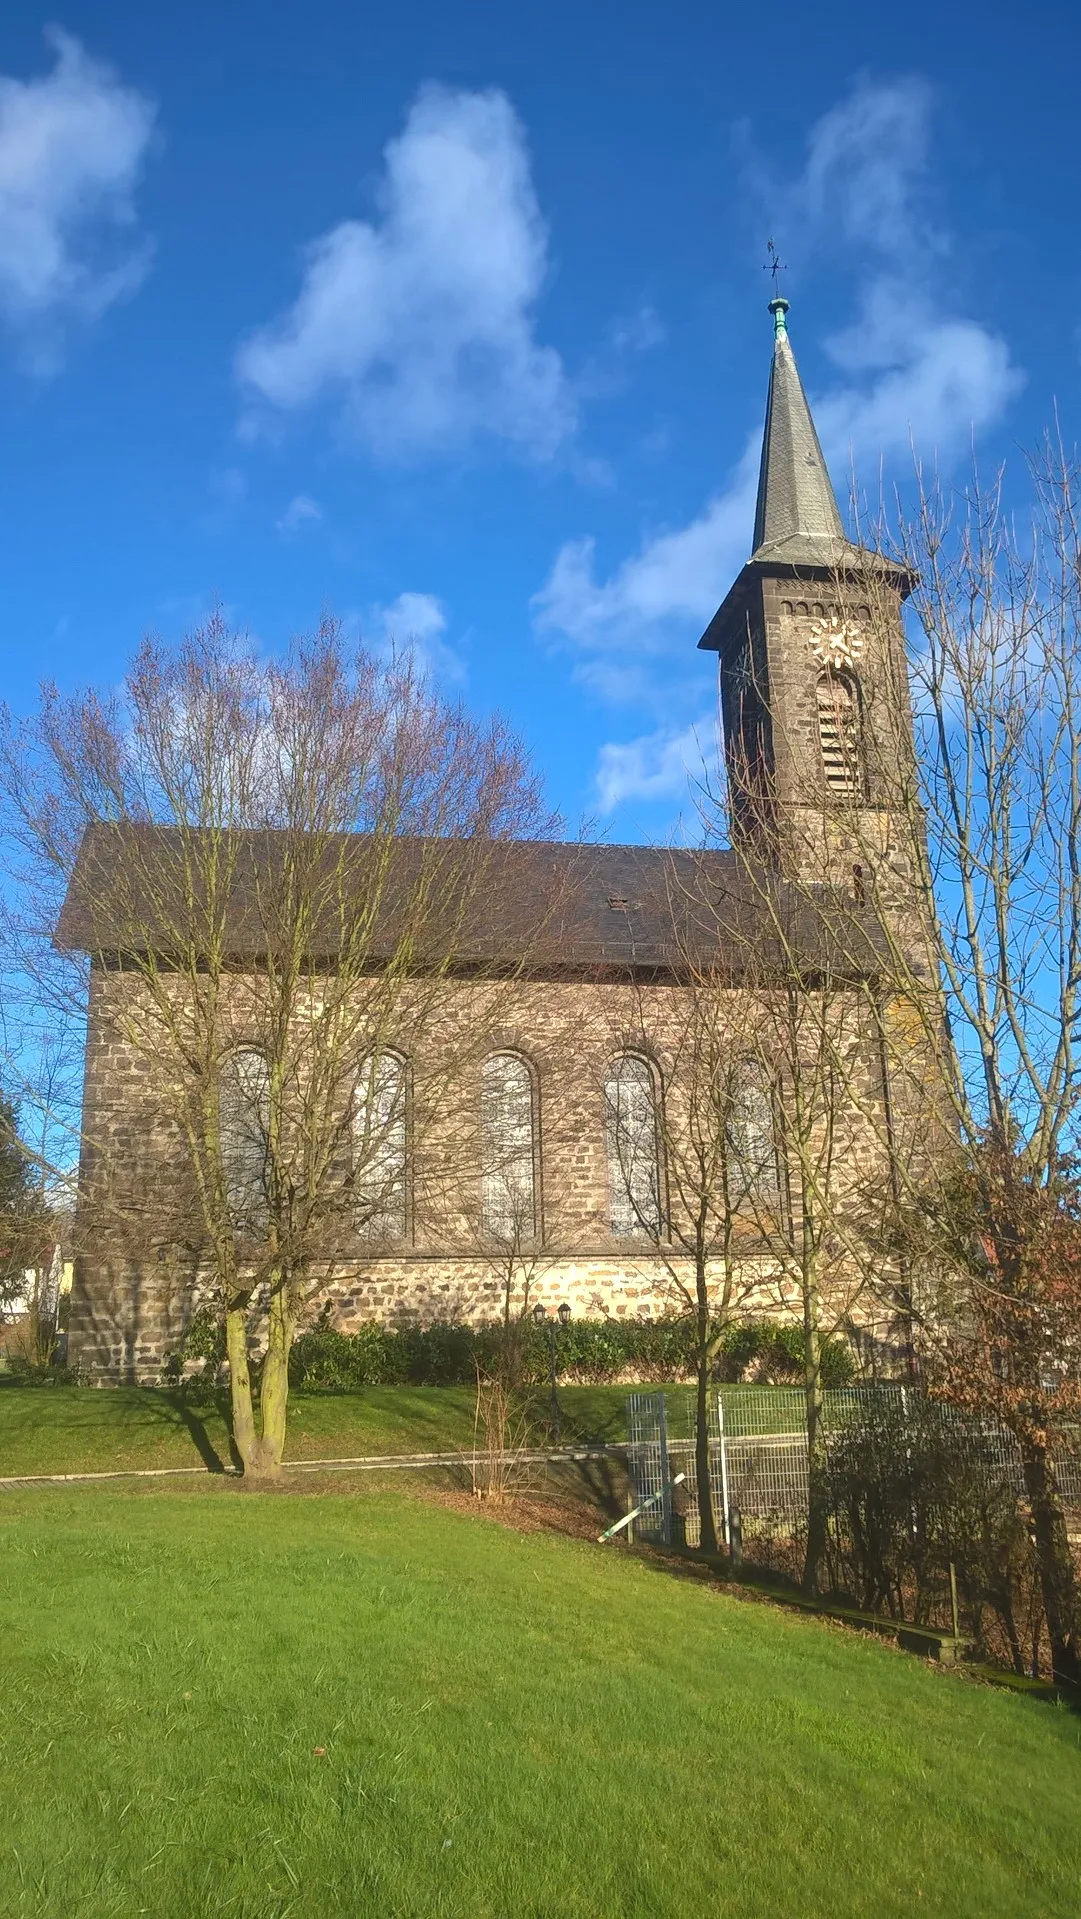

{"left": 627, "top": 1383, "right": 1081, "bottom": 1555}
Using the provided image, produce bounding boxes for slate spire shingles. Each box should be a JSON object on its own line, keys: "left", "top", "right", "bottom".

{"left": 698, "top": 300, "right": 906, "bottom": 654}
{"left": 751, "top": 299, "right": 849, "bottom": 566}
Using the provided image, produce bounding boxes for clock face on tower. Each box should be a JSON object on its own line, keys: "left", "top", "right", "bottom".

{"left": 808, "top": 613, "right": 865, "bottom": 671}
{"left": 730, "top": 640, "right": 755, "bottom": 696}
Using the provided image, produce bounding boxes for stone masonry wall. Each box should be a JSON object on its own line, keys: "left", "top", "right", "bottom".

{"left": 69, "top": 964, "right": 895, "bottom": 1382}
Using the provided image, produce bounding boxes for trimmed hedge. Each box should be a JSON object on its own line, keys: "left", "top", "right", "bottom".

{"left": 286, "top": 1315, "right": 856, "bottom": 1392}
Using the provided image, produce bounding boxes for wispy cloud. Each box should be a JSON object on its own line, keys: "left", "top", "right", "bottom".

{"left": 237, "top": 85, "right": 574, "bottom": 463}
{"left": 596, "top": 716, "right": 715, "bottom": 813}
{"left": 369, "top": 590, "right": 464, "bottom": 683}
{"left": 534, "top": 440, "right": 759, "bottom": 700}
{"left": 276, "top": 493, "right": 322, "bottom": 534}
{"left": 538, "top": 75, "right": 1023, "bottom": 809}
{"left": 0, "top": 29, "right": 156, "bottom": 370}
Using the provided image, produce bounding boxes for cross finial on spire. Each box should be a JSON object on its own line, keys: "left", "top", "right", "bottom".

{"left": 763, "top": 238, "right": 789, "bottom": 337}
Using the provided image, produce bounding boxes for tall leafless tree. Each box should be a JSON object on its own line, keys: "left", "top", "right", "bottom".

{"left": 0, "top": 618, "right": 558, "bottom": 1478}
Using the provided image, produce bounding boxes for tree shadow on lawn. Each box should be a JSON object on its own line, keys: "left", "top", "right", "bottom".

{"left": 613, "top": 1540, "right": 1081, "bottom": 1710}
{"left": 412, "top": 1454, "right": 632, "bottom": 1544}
{"left": 110, "top": 1386, "right": 238, "bottom": 1475}
{"left": 0, "top": 1376, "right": 240, "bottom": 1477}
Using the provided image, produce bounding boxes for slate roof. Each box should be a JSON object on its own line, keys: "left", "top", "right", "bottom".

{"left": 56, "top": 823, "right": 887, "bottom": 980}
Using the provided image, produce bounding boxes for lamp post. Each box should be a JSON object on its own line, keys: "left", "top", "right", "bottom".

{"left": 533, "top": 1300, "right": 571, "bottom": 1444}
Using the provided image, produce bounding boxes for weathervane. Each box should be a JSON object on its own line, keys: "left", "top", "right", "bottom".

{"left": 763, "top": 237, "right": 789, "bottom": 336}
{"left": 763, "top": 237, "right": 787, "bottom": 295}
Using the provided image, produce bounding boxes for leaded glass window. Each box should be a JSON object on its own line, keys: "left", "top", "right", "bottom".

{"left": 220, "top": 1047, "right": 270, "bottom": 1235}
{"left": 353, "top": 1051, "right": 408, "bottom": 1240}
{"left": 726, "top": 1060, "right": 778, "bottom": 1206}
{"left": 481, "top": 1053, "right": 537, "bottom": 1243}
{"left": 604, "top": 1054, "right": 662, "bottom": 1239}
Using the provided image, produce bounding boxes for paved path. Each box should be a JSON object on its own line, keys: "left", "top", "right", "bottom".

{"left": 0, "top": 1443, "right": 627, "bottom": 1490}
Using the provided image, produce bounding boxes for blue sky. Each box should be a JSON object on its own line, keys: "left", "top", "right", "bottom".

{"left": 0, "top": 0, "right": 1077, "bottom": 841}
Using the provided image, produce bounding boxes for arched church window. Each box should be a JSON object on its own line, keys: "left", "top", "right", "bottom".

{"left": 604, "top": 1054, "right": 662, "bottom": 1239}
{"left": 219, "top": 1047, "right": 270, "bottom": 1235}
{"left": 725, "top": 1060, "right": 778, "bottom": 1207}
{"left": 816, "top": 671, "right": 863, "bottom": 798}
{"left": 481, "top": 1053, "right": 537, "bottom": 1244}
{"left": 353, "top": 1051, "right": 408, "bottom": 1240}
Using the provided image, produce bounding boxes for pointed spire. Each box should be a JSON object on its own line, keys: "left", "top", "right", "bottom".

{"left": 750, "top": 300, "right": 850, "bottom": 566}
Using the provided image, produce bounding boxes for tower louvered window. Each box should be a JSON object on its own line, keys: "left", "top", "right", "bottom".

{"left": 816, "top": 671, "right": 862, "bottom": 798}
{"left": 353, "top": 1051, "right": 408, "bottom": 1241}
{"left": 481, "top": 1053, "right": 537, "bottom": 1244}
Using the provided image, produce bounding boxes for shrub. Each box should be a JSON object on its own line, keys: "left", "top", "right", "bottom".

{"left": 822, "top": 1391, "right": 1038, "bottom": 1670}
{"left": 716, "top": 1318, "right": 855, "bottom": 1387}
{"left": 287, "top": 1315, "right": 856, "bottom": 1391}
{"left": 1, "top": 1354, "right": 82, "bottom": 1386}
{"left": 287, "top": 1323, "right": 410, "bottom": 1390}
{"left": 160, "top": 1303, "right": 227, "bottom": 1390}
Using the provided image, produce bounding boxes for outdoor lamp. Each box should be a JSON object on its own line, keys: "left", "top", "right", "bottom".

{"left": 558, "top": 1301, "right": 571, "bottom": 1325}
{"left": 533, "top": 1302, "right": 547, "bottom": 1324}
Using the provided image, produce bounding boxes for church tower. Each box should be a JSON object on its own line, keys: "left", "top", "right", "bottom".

{"left": 699, "top": 298, "right": 916, "bottom": 887}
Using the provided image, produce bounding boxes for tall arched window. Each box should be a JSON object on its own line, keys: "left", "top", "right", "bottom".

{"left": 353, "top": 1051, "right": 408, "bottom": 1241}
{"left": 726, "top": 1060, "right": 778, "bottom": 1207}
{"left": 816, "top": 671, "right": 862, "bottom": 797}
{"left": 219, "top": 1047, "right": 270, "bottom": 1235}
{"left": 481, "top": 1053, "right": 537, "bottom": 1243}
{"left": 605, "top": 1054, "right": 662, "bottom": 1239}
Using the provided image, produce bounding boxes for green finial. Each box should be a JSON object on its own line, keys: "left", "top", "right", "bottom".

{"left": 769, "top": 295, "right": 789, "bottom": 340}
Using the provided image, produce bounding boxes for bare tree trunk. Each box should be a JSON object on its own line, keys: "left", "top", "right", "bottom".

{"left": 694, "top": 1249, "right": 719, "bottom": 1556}
{"left": 801, "top": 1236, "right": 827, "bottom": 1596}
{"left": 251, "top": 1280, "right": 293, "bottom": 1479}
{"left": 1021, "top": 1444, "right": 1081, "bottom": 1688}
{"left": 225, "top": 1304, "right": 258, "bottom": 1472}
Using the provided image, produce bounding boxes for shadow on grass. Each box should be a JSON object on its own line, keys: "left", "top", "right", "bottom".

{"left": 108, "top": 1387, "right": 238, "bottom": 1475}
{"left": 612, "top": 1536, "right": 1081, "bottom": 1712}
{"left": 0, "top": 1375, "right": 239, "bottom": 1476}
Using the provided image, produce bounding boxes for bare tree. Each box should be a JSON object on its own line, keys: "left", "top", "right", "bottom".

{"left": 0, "top": 619, "right": 558, "bottom": 1479}
{"left": 597, "top": 949, "right": 784, "bottom": 1555}
{"left": 0, "top": 1088, "right": 54, "bottom": 1353}
{"left": 824, "top": 444, "right": 1081, "bottom": 1683}
{"left": 660, "top": 840, "right": 909, "bottom": 1584}
{"left": 713, "top": 440, "right": 1081, "bottom": 1672}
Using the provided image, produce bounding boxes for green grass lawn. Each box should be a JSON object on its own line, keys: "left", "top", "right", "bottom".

{"left": 0, "top": 1381, "right": 633, "bottom": 1478}
{"left": 0, "top": 1485, "right": 1079, "bottom": 1918}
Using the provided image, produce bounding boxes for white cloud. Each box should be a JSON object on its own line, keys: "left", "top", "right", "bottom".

{"left": 596, "top": 717, "right": 715, "bottom": 813}
{"left": 534, "top": 442, "right": 758, "bottom": 695}
{"left": 370, "top": 590, "right": 464, "bottom": 682}
{"left": 818, "top": 314, "right": 1018, "bottom": 465}
{"left": 237, "top": 85, "right": 573, "bottom": 462}
{"left": 608, "top": 305, "right": 665, "bottom": 356}
{"left": 784, "top": 75, "right": 940, "bottom": 269}
{"left": 538, "top": 77, "right": 1022, "bottom": 706}
{"left": 276, "top": 493, "right": 322, "bottom": 533}
{"left": 0, "top": 29, "right": 155, "bottom": 367}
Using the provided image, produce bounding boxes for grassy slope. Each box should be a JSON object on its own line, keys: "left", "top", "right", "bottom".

{"left": 1, "top": 1487, "right": 1079, "bottom": 1919}
{"left": 0, "top": 1382, "right": 633, "bottom": 1478}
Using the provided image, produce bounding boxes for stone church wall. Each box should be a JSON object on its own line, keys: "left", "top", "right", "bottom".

{"left": 68, "top": 963, "right": 895, "bottom": 1383}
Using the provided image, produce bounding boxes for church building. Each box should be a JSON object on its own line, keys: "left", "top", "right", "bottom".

{"left": 61, "top": 300, "right": 921, "bottom": 1383}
